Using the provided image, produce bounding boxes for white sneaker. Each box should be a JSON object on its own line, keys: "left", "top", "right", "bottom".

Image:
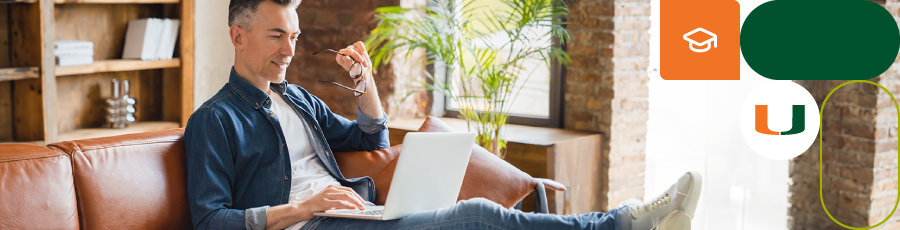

{"left": 651, "top": 211, "right": 691, "bottom": 230}
{"left": 618, "top": 198, "right": 643, "bottom": 208}
{"left": 628, "top": 171, "right": 702, "bottom": 230}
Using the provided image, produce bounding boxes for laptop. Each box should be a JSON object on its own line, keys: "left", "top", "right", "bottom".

{"left": 313, "top": 132, "right": 476, "bottom": 220}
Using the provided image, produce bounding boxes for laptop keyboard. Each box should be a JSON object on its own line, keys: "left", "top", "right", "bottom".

{"left": 361, "top": 210, "right": 383, "bottom": 216}
{"left": 322, "top": 204, "right": 384, "bottom": 216}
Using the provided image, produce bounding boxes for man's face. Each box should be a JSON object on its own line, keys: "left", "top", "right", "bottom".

{"left": 241, "top": 1, "right": 300, "bottom": 83}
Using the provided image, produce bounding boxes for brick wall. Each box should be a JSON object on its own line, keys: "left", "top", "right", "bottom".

{"left": 873, "top": 73, "right": 900, "bottom": 229}
{"left": 790, "top": 1, "right": 900, "bottom": 229}
{"left": 791, "top": 80, "right": 880, "bottom": 229}
{"left": 565, "top": 0, "right": 650, "bottom": 211}
{"left": 870, "top": 2, "right": 900, "bottom": 227}
{"left": 791, "top": 78, "right": 900, "bottom": 230}
{"left": 286, "top": 0, "right": 401, "bottom": 120}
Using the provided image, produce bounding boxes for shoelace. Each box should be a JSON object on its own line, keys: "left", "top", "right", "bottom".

{"left": 630, "top": 192, "right": 672, "bottom": 219}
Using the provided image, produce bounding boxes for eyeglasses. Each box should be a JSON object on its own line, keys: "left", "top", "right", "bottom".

{"left": 313, "top": 49, "right": 367, "bottom": 96}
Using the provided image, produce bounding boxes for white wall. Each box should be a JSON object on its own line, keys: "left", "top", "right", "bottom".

{"left": 645, "top": 0, "right": 789, "bottom": 229}
{"left": 193, "top": 0, "right": 235, "bottom": 110}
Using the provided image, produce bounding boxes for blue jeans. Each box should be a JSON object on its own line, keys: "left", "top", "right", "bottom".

{"left": 300, "top": 198, "right": 631, "bottom": 230}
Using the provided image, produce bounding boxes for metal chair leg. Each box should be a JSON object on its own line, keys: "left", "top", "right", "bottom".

{"left": 534, "top": 180, "right": 548, "bottom": 214}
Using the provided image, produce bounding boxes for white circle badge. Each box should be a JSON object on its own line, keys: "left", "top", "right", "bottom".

{"left": 740, "top": 81, "right": 820, "bottom": 160}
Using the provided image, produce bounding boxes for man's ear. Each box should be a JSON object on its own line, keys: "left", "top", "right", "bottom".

{"left": 230, "top": 25, "right": 244, "bottom": 51}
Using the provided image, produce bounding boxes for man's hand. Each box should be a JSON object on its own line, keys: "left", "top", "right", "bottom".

{"left": 335, "top": 41, "right": 373, "bottom": 80}
{"left": 265, "top": 185, "right": 366, "bottom": 230}
{"left": 295, "top": 185, "right": 367, "bottom": 220}
{"left": 335, "top": 41, "right": 384, "bottom": 118}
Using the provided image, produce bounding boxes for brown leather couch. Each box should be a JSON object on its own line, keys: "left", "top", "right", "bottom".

{"left": 0, "top": 116, "right": 562, "bottom": 229}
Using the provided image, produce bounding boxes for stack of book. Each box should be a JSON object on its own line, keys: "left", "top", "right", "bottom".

{"left": 122, "top": 18, "right": 181, "bottom": 61}
{"left": 55, "top": 40, "right": 94, "bottom": 67}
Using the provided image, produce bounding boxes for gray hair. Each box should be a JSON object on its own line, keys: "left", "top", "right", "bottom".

{"left": 228, "top": 0, "right": 301, "bottom": 30}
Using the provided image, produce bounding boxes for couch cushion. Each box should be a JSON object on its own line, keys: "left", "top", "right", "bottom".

{"left": 335, "top": 116, "right": 537, "bottom": 208}
{"left": 0, "top": 144, "right": 79, "bottom": 230}
{"left": 334, "top": 145, "right": 402, "bottom": 205}
{"left": 49, "top": 128, "right": 191, "bottom": 230}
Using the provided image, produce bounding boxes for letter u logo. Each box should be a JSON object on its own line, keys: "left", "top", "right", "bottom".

{"left": 755, "top": 105, "right": 805, "bottom": 135}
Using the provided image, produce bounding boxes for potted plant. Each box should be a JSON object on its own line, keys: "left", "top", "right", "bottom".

{"left": 366, "top": 0, "right": 570, "bottom": 158}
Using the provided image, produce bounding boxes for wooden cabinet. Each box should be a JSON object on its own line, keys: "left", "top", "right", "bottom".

{"left": 0, "top": 0, "right": 193, "bottom": 144}
{"left": 389, "top": 118, "right": 604, "bottom": 214}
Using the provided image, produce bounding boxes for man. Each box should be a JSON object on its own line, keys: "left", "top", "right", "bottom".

{"left": 184, "top": 0, "right": 702, "bottom": 229}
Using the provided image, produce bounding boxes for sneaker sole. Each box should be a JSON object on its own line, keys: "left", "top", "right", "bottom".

{"left": 652, "top": 211, "right": 691, "bottom": 230}
{"left": 684, "top": 171, "right": 703, "bottom": 218}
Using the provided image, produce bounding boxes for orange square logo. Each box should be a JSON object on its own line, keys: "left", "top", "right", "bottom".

{"left": 661, "top": 0, "right": 741, "bottom": 80}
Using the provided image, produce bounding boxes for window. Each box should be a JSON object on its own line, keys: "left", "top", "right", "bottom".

{"left": 438, "top": 0, "right": 565, "bottom": 128}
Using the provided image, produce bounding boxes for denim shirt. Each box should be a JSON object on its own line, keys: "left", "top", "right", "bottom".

{"left": 184, "top": 68, "right": 389, "bottom": 230}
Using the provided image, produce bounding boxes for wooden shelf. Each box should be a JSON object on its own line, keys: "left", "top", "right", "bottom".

{"left": 389, "top": 117, "right": 599, "bottom": 146}
{"left": 57, "top": 121, "right": 179, "bottom": 142}
{"left": 3, "top": 121, "right": 178, "bottom": 144}
{"left": 55, "top": 58, "right": 180, "bottom": 76}
{"left": 0, "top": 0, "right": 37, "bottom": 3}
{"left": 0, "top": 67, "right": 39, "bottom": 82}
{"left": 1, "top": 0, "right": 180, "bottom": 3}
{"left": 0, "top": 140, "right": 45, "bottom": 146}
{"left": 54, "top": 0, "right": 179, "bottom": 3}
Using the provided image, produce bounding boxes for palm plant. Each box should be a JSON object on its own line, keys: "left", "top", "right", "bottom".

{"left": 366, "top": 0, "right": 570, "bottom": 158}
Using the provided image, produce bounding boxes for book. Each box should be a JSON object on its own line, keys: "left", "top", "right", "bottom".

{"left": 154, "top": 19, "right": 172, "bottom": 60}
{"left": 146, "top": 18, "right": 163, "bottom": 60}
{"left": 123, "top": 18, "right": 181, "bottom": 60}
{"left": 56, "top": 55, "right": 93, "bottom": 67}
{"left": 155, "top": 19, "right": 181, "bottom": 60}
{"left": 54, "top": 40, "right": 93, "bottom": 50}
{"left": 122, "top": 18, "right": 149, "bottom": 60}
{"left": 55, "top": 47, "right": 94, "bottom": 57}
{"left": 54, "top": 40, "right": 94, "bottom": 66}
{"left": 167, "top": 19, "right": 181, "bottom": 59}
{"left": 123, "top": 18, "right": 164, "bottom": 60}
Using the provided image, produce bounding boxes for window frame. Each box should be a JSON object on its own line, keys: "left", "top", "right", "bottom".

{"left": 437, "top": 8, "right": 567, "bottom": 128}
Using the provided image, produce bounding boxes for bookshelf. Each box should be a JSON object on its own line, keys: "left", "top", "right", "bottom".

{"left": 0, "top": 0, "right": 194, "bottom": 143}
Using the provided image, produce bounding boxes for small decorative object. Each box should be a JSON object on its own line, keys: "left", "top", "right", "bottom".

{"left": 105, "top": 79, "right": 136, "bottom": 129}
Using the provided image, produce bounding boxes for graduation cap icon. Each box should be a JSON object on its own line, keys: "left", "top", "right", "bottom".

{"left": 683, "top": 28, "right": 717, "bottom": 53}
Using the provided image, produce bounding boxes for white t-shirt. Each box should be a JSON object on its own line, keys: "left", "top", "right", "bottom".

{"left": 268, "top": 91, "right": 341, "bottom": 230}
